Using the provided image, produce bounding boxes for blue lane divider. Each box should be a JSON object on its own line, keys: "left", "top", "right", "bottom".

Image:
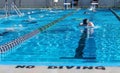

{"left": 0, "top": 11, "right": 76, "bottom": 54}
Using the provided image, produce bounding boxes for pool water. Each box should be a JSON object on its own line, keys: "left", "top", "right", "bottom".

{"left": 0, "top": 9, "right": 72, "bottom": 45}
{"left": 114, "top": 9, "right": 120, "bottom": 15}
{"left": 95, "top": 9, "right": 120, "bottom": 62}
{"left": 0, "top": 9, "right": 120, "bottom": 66}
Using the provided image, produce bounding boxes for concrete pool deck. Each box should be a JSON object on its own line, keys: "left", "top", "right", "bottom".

{"left": 0, "top": 65, "right": 120, "bottom": 73}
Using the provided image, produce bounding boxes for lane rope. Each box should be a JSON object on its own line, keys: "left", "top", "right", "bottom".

{"left": 0, "top": 10, "right": 76, "bottom": 54}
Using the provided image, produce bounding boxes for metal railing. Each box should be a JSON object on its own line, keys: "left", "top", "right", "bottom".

{"left": 11, "top": 2, "right": 23, "bottom": 17}
{"left": 4, "top": 0, "right": 9, "bottom": 17}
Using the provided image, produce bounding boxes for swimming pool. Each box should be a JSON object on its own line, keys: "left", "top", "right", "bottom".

{"left": 0, "top": 9, "right": 120, "bottom": 66}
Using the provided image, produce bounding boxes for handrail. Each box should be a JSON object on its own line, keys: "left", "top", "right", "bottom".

{"left": 0, "top": 11, "right": 76, "bottom": 54}
{"left": 4, "top": 1, "right": 23, "bottom": 17}
{"left": 4, "top": 0, "right": 9, "bottom": 17}
{"left": 11, "top": 2, "right": 23, "bottom": 17}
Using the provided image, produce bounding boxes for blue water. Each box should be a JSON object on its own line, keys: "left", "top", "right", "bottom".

{"left": 0, "top": 9, "right": 120, "bottom": 66}
{"left": 94, "top": 9, "right": 120, "bottom": 62}
{"left": 0, "top": 9, "right": 72, "bottom": 45}
{"left": 114, "top": 9, "right": 120, "bottom": 15}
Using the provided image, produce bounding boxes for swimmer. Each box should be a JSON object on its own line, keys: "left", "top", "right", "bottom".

{"left": 84, "top": 11, "right": 90, "bottom": 14}
{"left": 22, "top": 19, "right": 37, "bottom": 24}
{"left": 80, "top": 19, "right": 94, "bottom": 27}
{"left": 79, "top": 19, "right": 95, "bottom": 35}
{"left": 5, "top": 28, "right": 15, "bottom": 31}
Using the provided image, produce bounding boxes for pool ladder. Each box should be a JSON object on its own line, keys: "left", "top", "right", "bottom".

{"left": 11, "top": 2, "right": 23, "bottom": 17}
{"left": 4, "top": 0, "right": 9, "bottom": 17}
{"left": 4, "top": 1, "right": 23, "bottom": 17}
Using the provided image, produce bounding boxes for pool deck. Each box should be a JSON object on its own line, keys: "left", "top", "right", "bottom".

{"left": 0, "top": 65, "right": 120, "bottom": 73}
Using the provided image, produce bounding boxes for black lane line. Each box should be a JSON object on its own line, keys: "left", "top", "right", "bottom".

{"left": 75, "top": 28, "right": 97, "bottom": 59}
{"left": 74, "top": 28, "right": 87, "bottom": 58}
{"left": 60, "top": 28, "right": 87, "bottom": 59}
{"left": 61, "top": 28, "right": 97, "bottom": 60}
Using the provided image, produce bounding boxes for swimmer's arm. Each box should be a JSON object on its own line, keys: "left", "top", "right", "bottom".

{"left": 78, "top": 23, "right": 83, "bottom": 28}
{"left": 88, "top": 22, "right": 95, "bottom": 27}
{"left": 79, "top": 23, "right": 84, "bottom": 26}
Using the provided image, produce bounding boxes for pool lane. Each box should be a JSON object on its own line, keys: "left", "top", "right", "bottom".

{"left": 1, "top": 9, "right": 120, "bottom": 65}
{"left": 0, "top": 9, "right": 85, "bottom": 63}
{"left": 0, "top": 9, "right": 73, "bottom": 45}
{"left": 0, "top": 9, "right": 99, "bottom": 64}
{"left": 0, "top": 10, "right": 76, "bottom": 54}
{"left": 94, "top": 9, "right": 120, "bottom": 62}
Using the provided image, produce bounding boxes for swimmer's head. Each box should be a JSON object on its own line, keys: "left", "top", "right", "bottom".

{"left": 84, "top": 11, "right": 88, "bottom": 14}
{"left": 83, "top": 19, "right": 89, "bottom": 24}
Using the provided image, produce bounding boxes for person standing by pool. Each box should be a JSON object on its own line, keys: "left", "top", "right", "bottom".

{"left": 89, "top": 0, "right": 98, "bottom": 12}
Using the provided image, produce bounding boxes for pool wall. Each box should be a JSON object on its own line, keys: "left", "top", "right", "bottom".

{"left": 110, "top": 9, "right": 120, "bottom": 21}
